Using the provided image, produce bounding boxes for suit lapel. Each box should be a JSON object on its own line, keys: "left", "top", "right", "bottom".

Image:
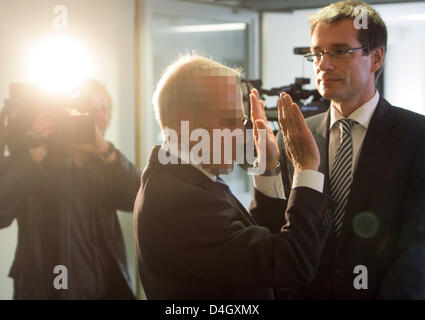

{"left": 309, "top": 110, "right": 331, "bottom": 196}
{"left": 336, "top": 97, "right": 398, "bottom": 255}
{"left": 309, "top": 110, "right": 338, "bottom": 255}
{"left": 221, "top": 186, "right": 258, "bottom": 225}
{"left": 148, "top": 146, "right": 256, "bottom": 226}
{"left": 197, "top": 176, "right": 258, "bottom": 226}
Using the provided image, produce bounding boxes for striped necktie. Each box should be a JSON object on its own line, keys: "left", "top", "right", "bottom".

{"left": 330, "top": 119, "right": 358, "bottom": 238}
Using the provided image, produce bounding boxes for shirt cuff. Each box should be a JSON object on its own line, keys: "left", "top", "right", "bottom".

{"left": 292, "top": 170, "right": 324, "bottom": 193}
{"left": 253, "top": 175, "right": 285, "bottom": 200}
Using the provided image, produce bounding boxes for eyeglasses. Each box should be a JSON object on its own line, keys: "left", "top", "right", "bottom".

{"left": 304, "top": 46, "right": 366, "bottom": 63}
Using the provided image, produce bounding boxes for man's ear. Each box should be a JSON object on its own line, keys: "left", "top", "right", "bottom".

{"left": 371, "top": 47, "right": 385, "bottom": 73}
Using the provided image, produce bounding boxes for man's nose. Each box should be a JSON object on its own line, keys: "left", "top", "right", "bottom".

{"left": 316, "top": 53, "right": 334, "bottom": 72}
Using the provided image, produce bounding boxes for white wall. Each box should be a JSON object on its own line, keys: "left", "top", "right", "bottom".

{"left": 261, "top": 9, "right": 317, "bottom": 108}
{"left": 262, "top": 2, "right": 425, "bottom": 115}
{"left": 0, "top": 0, "right": 136, "bottom": 299}
{"left": 378, "top": 2, "right": 425, "bottom": 115}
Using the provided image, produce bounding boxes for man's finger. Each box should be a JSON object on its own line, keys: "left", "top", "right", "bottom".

{"left": 259, "top": 99, "right": 265, "bottom": 116}
{"left": 281, "top": 131, "right": 293, "bottom": 161}
{"left": 253, "top": 88, "right": 260, "bottom": 101}
{"left": 251, "top": 89, "right": 267, "bottom": 122}
{"left": 281, "top": 91, "right": 309, "bottom": 133}
{"left": 285, "top": 100, "right": 309, "bottom": 133}
{"left": 278, "top": 95, "right": 288, "bottom": 139}
{"left": 280, "top": 92, "right": 296, "bottom": 136}
{"left": 282, "top": 93, "right": 308, "bottom": 136}
{"left": 250, "top": 93, "right": 259, "bottom": 123}
{"left": 253, "top": 119, "right": 260, "bottom": 151}
{"left": 253, "top": 89, "right": 264, "bottom": 114}
{"left": 254, "top": 119, "right": 267, "bottom": 155}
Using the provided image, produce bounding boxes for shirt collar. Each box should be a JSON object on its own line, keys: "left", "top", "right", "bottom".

{"left": 160, "top": 141, "right": 217, "bottom": 182}
{"left": 330, "top": 90, "right": 380, "bottom": 130}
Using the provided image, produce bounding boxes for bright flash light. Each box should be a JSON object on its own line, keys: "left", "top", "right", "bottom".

{"left": 28, "top": 36, "right": 91, "bottom": 94}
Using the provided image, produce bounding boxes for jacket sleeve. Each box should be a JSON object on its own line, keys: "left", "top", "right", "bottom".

{"left": 101, "top": 149, "right": 141, "bottom": 213}
{"left": 249, "top": 187, "right": 287, "bottom": 233}
{"left": 249, "top": 130, "right": 294, "bottom": 233}
{"left": 169, "top": 186, "right": 336, "bottom": 289}
{"left": 0, "top": 152, "right": 46, "bottom": 228}
{"left": 377, "top": 136, "right": 425, "bottom": 299}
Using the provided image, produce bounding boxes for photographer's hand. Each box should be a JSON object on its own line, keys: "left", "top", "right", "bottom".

{"left": 250, "top": 88, "right": 280, "bottom": 170}
{"left": 28, "top": 109, "right": 56, "bottom": 163}
{"left": 93, "top": 125, "right": 116, "bottom": 163}
{"left": 67, "top": 125, "right": 116, "bottom": 164}
{"left": 277, "top": 92, "right": 320, "bottom": 173}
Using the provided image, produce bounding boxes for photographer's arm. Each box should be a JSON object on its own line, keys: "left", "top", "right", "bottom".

{"left": 87, "top": 123, "right": 141, "bottom": 212}
{"left": 0, "top": 151, "right": 46, "bottom": 228}
{"left": 67, "top": 115, "right": 141, "bottom": 212}
{"left": 100, "top": 146, "right": 141, "bottom": 212}
{"left": 0, "top": 110, "right": 53, "bottom": 227}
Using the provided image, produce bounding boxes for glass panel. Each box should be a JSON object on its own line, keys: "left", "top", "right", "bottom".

{"left": 151, "top": 13, "right": 252, "bottom": 207}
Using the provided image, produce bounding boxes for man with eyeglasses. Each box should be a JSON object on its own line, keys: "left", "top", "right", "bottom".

{"left": 272, "top": 1, "right": 425, "bottom": 299}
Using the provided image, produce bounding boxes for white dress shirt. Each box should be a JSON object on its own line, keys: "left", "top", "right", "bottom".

{"left": 253, "top": 169, "right": 324, "bottom": 200}
{"left": 328, "top": 91, "right": 380, "bottom": 177}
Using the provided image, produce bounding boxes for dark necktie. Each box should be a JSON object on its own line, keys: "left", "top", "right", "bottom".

{"left": 330, "top": 119, "right": 358, "bottom": 238}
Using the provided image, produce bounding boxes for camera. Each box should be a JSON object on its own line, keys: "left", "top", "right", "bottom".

{"left": 1, "top": 83, "right": 95, "bottom": 156}
{"left": 240, "top": 47, "right": 331, "bottom": 135}
{"left": 241, "top": 77, "right": 330, "bottom": 135}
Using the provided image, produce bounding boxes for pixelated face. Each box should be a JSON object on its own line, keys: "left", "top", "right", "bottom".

{"left": 196, "top": 75, "right": 244, "bottom": 131}
{"left": 191, "top": 74, "right": 245, "bottom": 174}
{"left": 311, "top": 19, "right": 374, "bottom": 103}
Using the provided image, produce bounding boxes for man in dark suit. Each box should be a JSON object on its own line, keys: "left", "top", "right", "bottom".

{"left": 276, "top": 1, "right": 425, "bottom": 299}
{"left": 133, "top": 55, "right": 336, "bottom": 299}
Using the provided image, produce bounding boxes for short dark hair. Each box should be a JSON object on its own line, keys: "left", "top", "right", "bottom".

{"left": 309, "top": 0, "right": 387, "bottom": 80}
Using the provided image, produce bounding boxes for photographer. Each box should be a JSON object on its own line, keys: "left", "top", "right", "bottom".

{"left": 0, "top": 80, "right": 141, "bottom": 299}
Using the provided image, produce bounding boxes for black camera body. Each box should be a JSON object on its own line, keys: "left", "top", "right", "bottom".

{"left": 2, "top": 83, "right": 95, "bottom": 156}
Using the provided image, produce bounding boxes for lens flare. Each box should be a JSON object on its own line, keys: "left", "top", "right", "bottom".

{"left": 28, "top": 36, "right": 91, "bottom": 94}
{"left": 352, "top": 212, "right": 379, "bottom": 239}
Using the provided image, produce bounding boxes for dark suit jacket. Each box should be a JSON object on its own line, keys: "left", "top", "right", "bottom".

{"left": 0, "top": 150, "right": 140, "bottom": 299}
{"left": 134, "top": 146, "right": 336, "bottom": 299}
{"left": 277, "top": 96, "right": 425, "bottom": 299}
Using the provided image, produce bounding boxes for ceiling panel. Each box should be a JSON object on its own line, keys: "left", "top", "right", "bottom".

{"left": 176, "top": 0, "right": 425, "bottom": 12}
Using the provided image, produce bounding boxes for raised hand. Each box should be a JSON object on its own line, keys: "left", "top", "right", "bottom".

{"left": 277, "top": 92, "right": 320, "bottom": 173}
